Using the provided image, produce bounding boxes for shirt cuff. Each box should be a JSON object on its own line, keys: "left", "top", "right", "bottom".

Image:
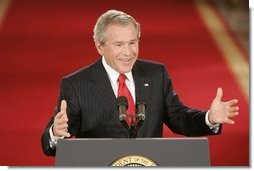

{"left": 205, "top": 110, "right": 220, "bottom": 133}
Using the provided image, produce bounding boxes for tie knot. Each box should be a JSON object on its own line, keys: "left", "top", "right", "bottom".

{"left": 118, "top": 74, "right": 126, "bottom": 84}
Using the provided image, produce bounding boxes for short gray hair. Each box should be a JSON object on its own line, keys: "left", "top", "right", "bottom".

{"left": 93, "top": 10, "right": 141, "bottom": 45}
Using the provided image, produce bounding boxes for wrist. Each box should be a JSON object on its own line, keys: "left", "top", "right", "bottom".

{"left": 206, "top": 110, "right": 215, "bottom": 126}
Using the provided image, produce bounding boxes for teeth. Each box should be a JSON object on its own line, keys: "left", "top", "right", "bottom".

{"left": 120, "top": 59, "right": 131, "bottom": 62}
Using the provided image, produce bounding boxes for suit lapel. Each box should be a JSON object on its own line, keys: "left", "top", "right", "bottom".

{"left": 89, "top": 58, "right": 129, "bottom": 136}
{"left": 132, "top": 61, "right": 152, "bottom": 137}
{"left": 90, "top": 58, "right": 118, "bottom": 116}
{"left": 132, "top": 61, "right": 151, "bottom": 109}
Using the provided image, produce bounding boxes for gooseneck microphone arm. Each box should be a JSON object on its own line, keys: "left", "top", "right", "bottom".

{"left": 117, "top": 96, "right": 129, "bottom": 130}
{"left": 136, "top": 100, "right": 146, "bottom": 132}
{"left": 129, "top": 99, "right": 146, "bottom": 138}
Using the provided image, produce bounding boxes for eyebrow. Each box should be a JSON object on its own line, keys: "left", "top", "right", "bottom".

{"left": 113, "top": 39, "right": 138, "bottom": 44}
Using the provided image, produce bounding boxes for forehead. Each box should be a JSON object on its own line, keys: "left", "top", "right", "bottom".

{"left": 105, "top": 24, "right": 137, "bottom": 42}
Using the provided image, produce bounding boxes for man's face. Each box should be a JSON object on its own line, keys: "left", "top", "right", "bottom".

{"left": 96, "top": 23, "right": 139, "bottom": 73}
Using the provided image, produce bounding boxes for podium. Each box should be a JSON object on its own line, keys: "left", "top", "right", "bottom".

{"left": 56, "top": 138, "right": 210, "bottom": 166}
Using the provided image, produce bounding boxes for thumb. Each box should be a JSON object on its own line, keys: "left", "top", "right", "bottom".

{"left": 215, "top": 87, "right": 223, "bottom": 101}
{"left": 60, "top": 100, "right": 67, "bottom": 114}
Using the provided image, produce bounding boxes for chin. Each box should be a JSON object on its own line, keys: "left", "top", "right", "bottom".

{"left": 119, "top": 68, "right": 132, "bottom": 73}
{"left": 117, "top": 65, "right": 133, "bottom": 73}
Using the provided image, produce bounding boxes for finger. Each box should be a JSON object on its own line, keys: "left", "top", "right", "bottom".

{"left": 55, "top": 118, "right": 68, "bottom": 125}
{"left": 62, "top": 112, "right": 69, "bottom": 121}
{"left": 53, "top": 125, "right": 68, "bottom": 137}
{"left": 55, "top": 111, "right": 65, "bottom": 119}
{"left": 224, "top": 118, "right": 235, "bottom": 124}
{"left": 63, "top": 132, "right": 71, "bottom": 138}
{"left": 58, "top": 130, "right": 71, "bottom": 137}
{"left": 228, "top": 111, "right": 239, "bottom": 117}
{"left": 226, "top": 99, "right": 238, "bottom": 106}
{"left": 54, "top": 123, "right": 69, "bottom": 130}
{"left": 54, "top": 114, "right": 68, "bottom": 124}
{"left": 215, "top": 87, "right": 223, "bottom": 101}
{"left": 229, "top": 106, "right": 239, "bottom": 112}
{"left": 56, "top": 130, "right": 71, "bottom": 138}
{"left": 60, "top": 100, "right": 67, "bottom": 114}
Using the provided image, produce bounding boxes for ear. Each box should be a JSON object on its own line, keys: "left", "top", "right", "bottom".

{"left": 95, "top": 41, "right": 103, "bottom": 56}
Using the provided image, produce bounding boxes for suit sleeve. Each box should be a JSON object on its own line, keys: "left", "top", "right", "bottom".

{"left": 41, "top": 77, "right": 81, "bottom": 156}
{"left": 162, "top": 66, "right": 221, "bottom": 136}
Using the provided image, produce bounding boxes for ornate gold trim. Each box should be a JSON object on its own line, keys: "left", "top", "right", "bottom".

{"left": 111, "top": 155, "right": 158, "bottom": 166}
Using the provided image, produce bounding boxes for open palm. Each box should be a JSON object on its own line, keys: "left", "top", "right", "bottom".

{"left": 209, "top": 88, "right": 239, "bottom": 124}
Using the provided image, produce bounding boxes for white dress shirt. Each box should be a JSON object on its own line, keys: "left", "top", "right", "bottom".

{"left": 102, "top": 56, "right": 136, "bottom": 102}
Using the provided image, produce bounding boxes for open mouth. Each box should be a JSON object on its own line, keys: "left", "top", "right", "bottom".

{"left": 119, "top": 58, "right": 132, "bottom": 64}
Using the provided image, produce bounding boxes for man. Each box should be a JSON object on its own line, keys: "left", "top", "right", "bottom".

{"left": 41, "top": 10, "right": 239, "bottom": 156}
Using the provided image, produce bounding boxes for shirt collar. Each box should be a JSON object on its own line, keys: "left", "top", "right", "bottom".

{"left": 102, "top": 56, "right": 134, "bottom": 84}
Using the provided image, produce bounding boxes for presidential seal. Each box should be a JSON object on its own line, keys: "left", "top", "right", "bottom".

{"left": 110, "top": 155, "right": 158, "bottom": 166}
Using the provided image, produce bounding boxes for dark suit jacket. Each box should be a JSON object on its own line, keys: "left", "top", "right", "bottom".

{"left": 41, "top": 57, "right": 221, "bottom": 156}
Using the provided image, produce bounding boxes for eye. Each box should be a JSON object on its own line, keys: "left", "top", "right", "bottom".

{"left": 129, "top": 41, "right": 137, "bottom": 46}
{"left": 115, "top": 43, "right": 123, "bottom": 47}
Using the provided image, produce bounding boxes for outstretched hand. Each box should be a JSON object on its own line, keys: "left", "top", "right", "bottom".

{"left": 209, "top": 88, "right": 239, "bottom": 125}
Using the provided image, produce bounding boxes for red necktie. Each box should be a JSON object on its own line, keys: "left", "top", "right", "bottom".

{"left": 117, "top": 74, "right": 136, "bottom": 125}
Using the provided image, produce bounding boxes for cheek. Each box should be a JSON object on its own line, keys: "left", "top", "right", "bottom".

{"left": 132, "top": 46, "right": 139, "bottom": 56}
{"left": 104, "top": 46, "right": 115, "bottom": 56}
{"left": 109, "top": 48, "right": 122, "bottom": 57}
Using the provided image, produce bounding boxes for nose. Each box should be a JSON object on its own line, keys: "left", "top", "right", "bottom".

{"left": 122, "top": 43, "right": 131, "bottom": 56}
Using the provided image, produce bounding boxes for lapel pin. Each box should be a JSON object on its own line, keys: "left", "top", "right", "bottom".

{"left": 144, "top": 83, "right": 149, "bottom": 87}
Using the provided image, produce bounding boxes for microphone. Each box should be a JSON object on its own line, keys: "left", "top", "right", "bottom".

{"left": 117, "top": 96, "right": 128, "bottom": 121}
{"left": 136, "top": 99, "right": 146, "bottom": 121}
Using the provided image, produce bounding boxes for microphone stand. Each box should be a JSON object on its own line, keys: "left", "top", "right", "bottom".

{"left": 136, "top": 119, "right": 144, "bottom": 134}
{"left": 121, "top": 114, "right": 144, "bottom": 138}
{"left": 120, "top": 120, "right": 129, "bottom": 130}
{"left": 129, "top": 116, "right": 137, "bottom": 138}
